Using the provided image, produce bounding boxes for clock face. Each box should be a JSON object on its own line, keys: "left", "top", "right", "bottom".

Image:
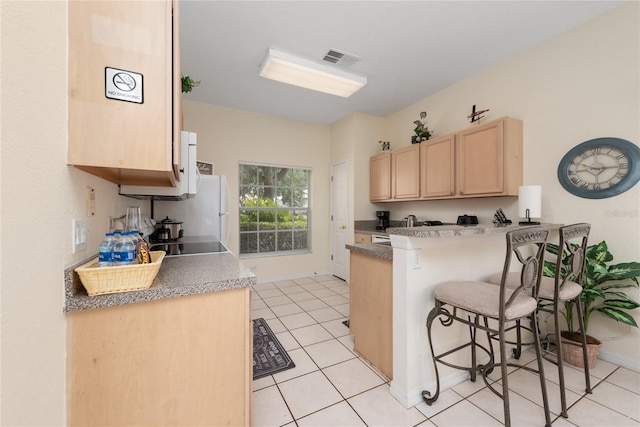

{"left": 558, "top": 138, "right": 640, "bottom": 199}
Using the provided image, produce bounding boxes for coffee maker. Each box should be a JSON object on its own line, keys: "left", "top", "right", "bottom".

{"left": 376, "top": 210, "right": 390, "bottom": 230}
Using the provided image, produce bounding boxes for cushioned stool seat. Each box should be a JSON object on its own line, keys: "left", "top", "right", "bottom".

{"left": 435, "top": 281, "right": 537, "bottom": 321}
{"left": 488, "top": 273, "right": 582, "bottom": 301}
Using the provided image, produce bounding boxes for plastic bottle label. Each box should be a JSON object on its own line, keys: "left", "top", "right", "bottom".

{"left": 99, "top": 251, "right": 114, "bottom": 263}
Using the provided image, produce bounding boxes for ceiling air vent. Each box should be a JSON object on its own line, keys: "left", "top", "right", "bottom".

{"left": 322, "top": 49, "right": 361, "bottom": 68}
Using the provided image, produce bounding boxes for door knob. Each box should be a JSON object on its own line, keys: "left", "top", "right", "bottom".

{"left": 340, "top": 225, "right": 346, "bottom": 230}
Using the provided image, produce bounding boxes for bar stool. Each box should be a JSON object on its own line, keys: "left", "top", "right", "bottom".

{"left": 487, "top": 223, "right": 592, "bottom": 418}
{"left": 423, "top": 228, "right": 551, "bottom": 427}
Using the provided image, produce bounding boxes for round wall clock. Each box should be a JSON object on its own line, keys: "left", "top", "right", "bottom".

{"left": 557, "top": 137, "right": 640, "bottom": 199}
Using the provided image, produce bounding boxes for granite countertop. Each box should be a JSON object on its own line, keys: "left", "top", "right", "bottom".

{"left": 353, "top": 219, "right": 402, "bottom": 236}
{"left": 354, "top": 229, "right": 389, "bottom": 236}
{"left": 386, "top": 223, "right": 562, "bottom": 238}
{"left": 64, "top": 252, "right": 256, "bottom": 312}
{"left": 347, "top": 223, "right": 562, "bottom": 260}
{"left": 346, "top": 242, "right": 393, "bottom": 260}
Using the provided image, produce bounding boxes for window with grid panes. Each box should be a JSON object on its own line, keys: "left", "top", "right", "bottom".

{"left": 239, "top": 163, "right": 310, "bottom": 256}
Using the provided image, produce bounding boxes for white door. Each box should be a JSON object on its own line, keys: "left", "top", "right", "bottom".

{"left": 331, "top": 161, "right": 349, "bottom": 280}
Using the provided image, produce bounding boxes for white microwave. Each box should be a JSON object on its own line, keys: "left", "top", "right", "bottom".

{"left": 119, "top": 131, "right": 198, "bottom": 200}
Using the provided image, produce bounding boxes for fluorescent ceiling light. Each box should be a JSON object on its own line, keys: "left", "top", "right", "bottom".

{"left": 259, "top": 48, "right": 367, "bottom": 98}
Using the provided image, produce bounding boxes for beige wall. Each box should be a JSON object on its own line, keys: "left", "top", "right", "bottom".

{"left": 182, "top": 101, "right": 332, "bottom": 280}
{"left": 376, "top": 3, "right": 640, "bottom": 366}
{"left": 331, "top": 112, "right": 386, "bottom": 244}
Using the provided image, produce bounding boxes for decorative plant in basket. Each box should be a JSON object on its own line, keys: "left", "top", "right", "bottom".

{"left": 411, "top": 111, "right": 432, "bottom": 144}
{"left": 543, "top": 240, "right": 640, "bottom": 366}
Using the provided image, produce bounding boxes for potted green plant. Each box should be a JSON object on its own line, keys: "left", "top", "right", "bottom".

{"left": 543, "top": 240, "right": 640, "bottom": 367}
{"left": 181, "top": 75, "right": 200, "bottom": 93}
{"left": 411, "top": 111, "right": 432, "bottom": 144}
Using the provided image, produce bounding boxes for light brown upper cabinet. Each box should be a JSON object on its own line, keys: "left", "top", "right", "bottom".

{"left": 371, "top": 116, "right": 522, "bottom": 202}
{"left": 420, "top": 134, "right": 456, "bottom": 198}
{"left": 68, "top": 0, "right": 182, "bottom": 187}
{"left": 392, "top": 144, "right": 421, "bottom": 199}
{"left": 456, "top": 117, "right": 522, "bottom": 197}
{"left": 370, "top": 152, "right": 392, "bottom": 201}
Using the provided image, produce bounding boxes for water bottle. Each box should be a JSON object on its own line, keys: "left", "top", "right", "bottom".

{"left": 98, "top": 233, "right": 115, "bottom": 267}
{"left": 113, "top": 231, "right": 135, "bottom": 266}
{"left": 129, "top": 229, "right": 144, "bottom": 263}
{"left": 112, "top": 231, "right": 123, "bottom": 265}
{"left": 117, "top": 232, "right": 136, "bottom": 265}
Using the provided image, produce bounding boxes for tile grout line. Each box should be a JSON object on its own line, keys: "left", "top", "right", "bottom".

{"left": 254, "top": 277, "right": 383, "bottom": 426}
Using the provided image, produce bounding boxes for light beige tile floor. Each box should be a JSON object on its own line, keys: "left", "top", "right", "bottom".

{"left": 252, "top": 275, "right": 640, "bottom": 427}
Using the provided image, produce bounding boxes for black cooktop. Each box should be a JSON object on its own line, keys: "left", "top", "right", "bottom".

{"left": 149, "top": 241, "right": 228, "bottom": 257}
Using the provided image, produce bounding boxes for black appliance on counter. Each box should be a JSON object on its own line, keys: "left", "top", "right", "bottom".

{"left": 456, "top": 214, "right": 479, "bottom": 225}
{"left": 376, "top": 210, "right": 390, "bottom": 230}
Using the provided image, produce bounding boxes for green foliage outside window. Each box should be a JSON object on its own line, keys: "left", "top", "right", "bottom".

{"left": 239, "top": 164, "right": 310, "bottom": 255}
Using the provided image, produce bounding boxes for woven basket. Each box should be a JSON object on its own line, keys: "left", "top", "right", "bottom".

{"left": 560, "top": 334, "right": 602, "bottom": 369}
{"left": 75, "top": 251, "right": 165, "bottom": 296}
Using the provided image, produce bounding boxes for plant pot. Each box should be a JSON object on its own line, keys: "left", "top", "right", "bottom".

{"left": 560, "top": 331, "right": 602, "bottom": 369}
{"left": 411, "top": 135, "right": 430, "bottom": 144}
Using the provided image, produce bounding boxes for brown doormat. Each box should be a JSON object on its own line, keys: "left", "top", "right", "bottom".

{"left": 252, "top": 318, "right": 295, "bottom": 379}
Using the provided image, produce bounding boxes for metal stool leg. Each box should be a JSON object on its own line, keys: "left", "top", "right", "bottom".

{"left": 575, "top": 297, "right": 593, "bottom": 393}
{"left": 532, "top": 311, "right": 552, "bottom": 427}
{"left": 423, "top": 303, "right": 443, "bottom": 405}
{"left": 554, "top": 298, "right": 569, "bottom": 417}
{"left": 498, "top": 322, "right": 512, "bottom": 427}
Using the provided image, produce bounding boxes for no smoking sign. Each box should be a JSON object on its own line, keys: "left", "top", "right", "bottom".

{"left": 105, "top": 67, "right": 143, "bottom": 104}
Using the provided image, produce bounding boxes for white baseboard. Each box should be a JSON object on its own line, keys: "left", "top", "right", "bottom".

{"left": 390, "top": 370, "right": 470, "bottom": 408}
{"left": 389, "top": 350, "right": 501, "bottom": 408}
{"left": 598, "top": 348, "right": 640, "bottom": 373}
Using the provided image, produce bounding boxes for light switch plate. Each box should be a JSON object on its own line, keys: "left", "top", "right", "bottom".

{"left": 72, "top": 219, "right": 87, "bottom": 253}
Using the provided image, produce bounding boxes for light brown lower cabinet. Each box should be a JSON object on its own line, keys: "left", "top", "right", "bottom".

{"left": 67, "top": 287, "right": 252, "bottom": 426}
{"left": 354, "top": 233, "right": 372, "bottom": 243}
{"left": 349, "top": 251, "right": 393, "bottom": 379}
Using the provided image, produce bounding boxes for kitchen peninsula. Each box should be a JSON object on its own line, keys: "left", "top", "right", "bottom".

{"left": 64, "top": 251, "right": 256, "bottom": 426}
{"left": 348, "top": 223, "right": 560, "bottom": 408}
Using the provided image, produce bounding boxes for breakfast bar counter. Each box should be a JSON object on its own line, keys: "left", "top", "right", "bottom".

{"left": 381, "top": 223, "right": 561, "bottom": 408}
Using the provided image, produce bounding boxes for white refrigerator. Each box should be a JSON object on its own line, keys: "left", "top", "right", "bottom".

{"left": 154, "top": 175, "right": 229, "bottom": 245}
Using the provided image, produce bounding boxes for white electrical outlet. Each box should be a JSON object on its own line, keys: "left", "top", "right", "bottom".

{"left": 72, "top": 219, "right": 87, "bottom": 253}
{"left": 411, "top": 249, "right": 422, "bottom": 269}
